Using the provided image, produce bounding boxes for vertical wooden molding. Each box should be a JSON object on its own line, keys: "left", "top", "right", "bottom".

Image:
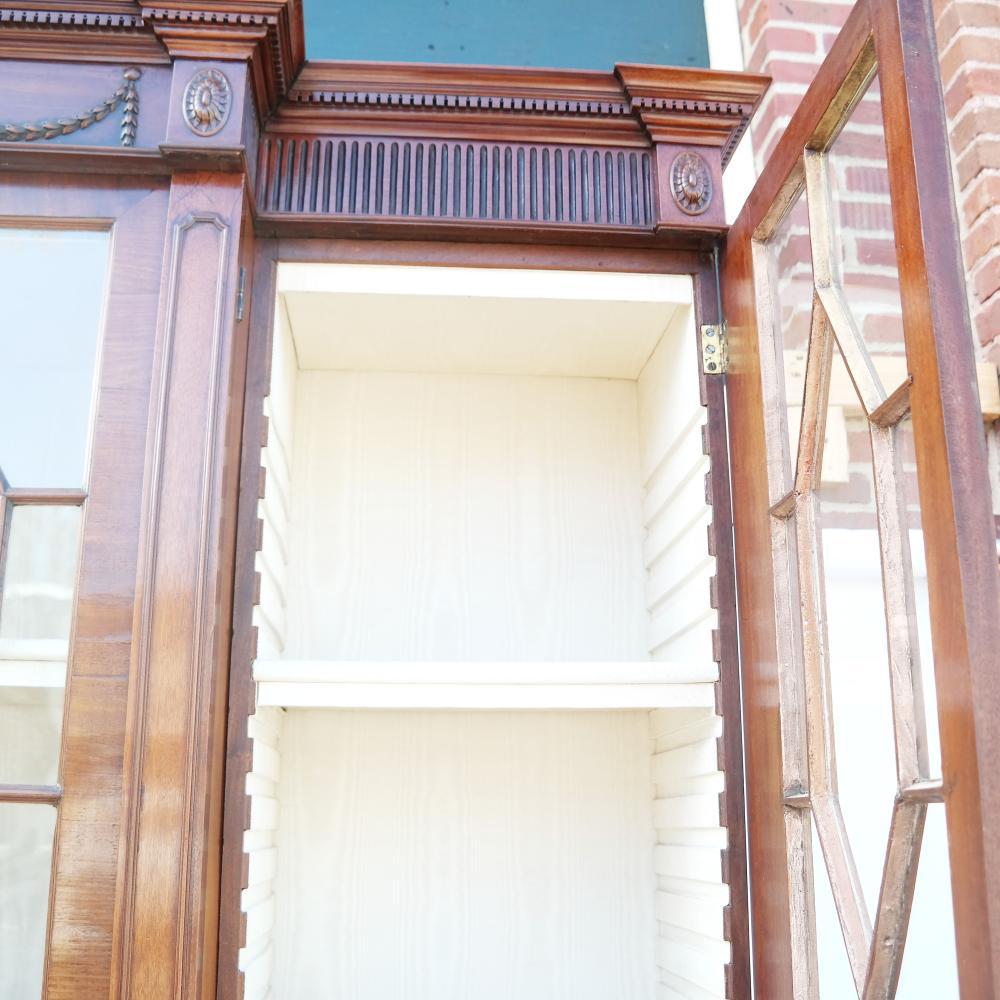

{"left": 695, "top": 261, "right": 752, "bottom": 1000}
{"left": 115, "top": 173, "right": 247, "bottom": 1000}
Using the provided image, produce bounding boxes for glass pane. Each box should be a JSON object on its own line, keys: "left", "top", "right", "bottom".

{"left": 828, "top": 75, "right": 907, "bottom": 388}
{"left": 897, "top": 415, "right": 940, "bottom": 779}
{"left": 0, "top": 505, "right": 80, "bottom": 784}
{"left": 0, "top": 228, "right": 108, "bottom": 488}
{"left": 818, "top": 353, "right": 897, "bottom": 916}
{"left": 897, "top": 805, "right": 959, "bottom": 997}
{"left": 0, "top": 803, "right": 56, "bottom": 999}
{"left": 765, "top": 187, "right": 815, "bottom": 492}
{"left": 812, "top": 821, "right": 856, "bottom": 998}
{"left": 0, "top": 506, "right": 82, "bottom": 642}
{"left": 0, "top": 689, "right": 63, "bottom": 786}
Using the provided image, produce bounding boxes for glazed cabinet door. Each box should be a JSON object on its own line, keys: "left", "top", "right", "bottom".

{"left": 0, "top": 177, "right": 169, "bottom": 998}
{"left": 0, "top": 168, "right": 251, "bottom": 1000}
{"left": 722, "top": 0, "right": 1000, "bottom": 996}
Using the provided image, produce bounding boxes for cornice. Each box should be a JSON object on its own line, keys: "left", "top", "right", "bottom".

{"left": 616, "top": 63, "right": 769, "bottom": 163}
{"left": 281, "top": 61, "right": 769, "bottom": 166}
{"left": 0, "top": 8, "right": 143, "bottom": 27}
{"left": 141, "top": 0, "right": 303, "bottom": 116}
{"left": 0, "top": 3, "right": 168, "bottom": 62}
{"left": 289, "top": 63, "right": 631, "bottom": 114}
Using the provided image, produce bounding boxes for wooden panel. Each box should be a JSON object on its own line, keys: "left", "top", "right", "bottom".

{"left": 115, "top": 172, "right": 248, "bottom": 1000}
{"left": 285, "top": 370, "right": 648, "bottom": 662}
{"left": 272, "top": 709, "right": 658, "bottom": 1000}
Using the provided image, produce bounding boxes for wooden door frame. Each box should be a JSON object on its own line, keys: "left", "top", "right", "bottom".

{"left": 216, "top": 234, "right": 751, "bottom": 1000}
{"left": 0, "top": 174, "right": 172, "bottom": 998}
{"left": 722, "top": 0, "right": 1000, "bottom": 994}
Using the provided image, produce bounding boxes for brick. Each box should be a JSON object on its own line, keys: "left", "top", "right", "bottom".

{"left": 834, "top": 129, "right": 889, "bottom": 163}
{"left": 836, "top": 197, "right": 894, "bottom": 234}
{"left": 758, "top": 24, "right": 822, "bottom": 57}
{"left": 964, "top": 209, "right": 1000, "bottom": 268}
{"left": 936, "top": 0, "right": 1000, "bottom": 40}
{"left": 855, "top": 237, "right": 900, "bottom": 270}
{"left": 862, "top": 313, "right": 905, "bottom": 346}
{"left": 844, "top": 93, "right": 887, "bottom": 128}
{"left": 846, "top": 426, "right": 872, "bottom": 456}
{"left": 821, "top": 31, "right": 841, "bottom": 54}
{"left": 776, "top": 232, "right": 813, "bottom": 273}
{"left": 822, "top": 510, "right": 881, "bottom": 529}
{"left": 765, "top": 0, "right": 850, "bottom": 25}
{"left": 977, "top": 295, "right": 1000, "bottom": 347}
{"left": 946, "top": 66, "right": 1000, "bottom": 120}
{"left": 938, "top": 34, "right": 1000, "bottom": 91}
{"left": 819, "top": 471, "right": 874, "bottom": 506}
{"left": 951, "top": 105, "right": 1000, "bottom": 155}
{"left": 843, "top": 165, "right": 891, "bottom": 197}
{"left": 840, "top": 270, "right": 902, "bottom": 292}
{"left": 974, "top": 256, "right": 1000, "bottom": 306}
{"left": 963, "top": 173, "right": 1000, "bottom": 228}
{"left": 982, "top": 331, "right": 1000, "bottom": 364}
{"left": 746, "top": 1, "right": 773, "bottom": 49}
{"left": 957, "top": 138, "right": 1000, "bottom": 189}
{"left": 765, "top": 58, "right": 826, "bottom": 86}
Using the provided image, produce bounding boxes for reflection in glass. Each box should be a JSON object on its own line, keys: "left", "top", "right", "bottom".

{"left": 0, "top": 228, "right": 108, "bottom": 488}
{"left": 897, "top": 415, "right": 941, "bottom": 779}
{"left": 817, "top": 360, "right": 896, "bottom": 917}
{"left": 0, "top": 505, "right": 82, "bottom": 642}
{"left": 812, "top": 821, "right": 855, "bottom": 998}
{"left": 0, "top": 688, "right": 63, "bottom": 786}
{"left": 897, "top": 805, "right": 959, "bottom": 997}
{"left": 766, "top": 189, "right": 815, "bottom": 488}
{"left": 0, "top": 505, "right": 80, "bottom": 784}
{"left": 0, "top": 803, "right": 56, "bottom": 999}
{"left": 828, "top": 77, "right": 908, "bottom": 383}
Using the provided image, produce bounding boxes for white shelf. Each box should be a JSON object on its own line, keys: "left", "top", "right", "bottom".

{"left": 253, "top": 660, "right": 718, "bottom": 709}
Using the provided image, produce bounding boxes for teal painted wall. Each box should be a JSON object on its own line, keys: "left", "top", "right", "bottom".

{"left": 304, "top": 0, "right": 710, "bottom": 70}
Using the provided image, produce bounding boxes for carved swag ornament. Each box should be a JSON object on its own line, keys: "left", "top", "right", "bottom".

{"left": 0, "top": 67, "right": 140, "bottom": 145}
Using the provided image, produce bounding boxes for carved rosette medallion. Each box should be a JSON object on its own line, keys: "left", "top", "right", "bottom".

{"left": 670, "top": 151, "right": 713, "bottom": 216}
{"left": 182, "top": 68, "right": 231, "bottom": 137}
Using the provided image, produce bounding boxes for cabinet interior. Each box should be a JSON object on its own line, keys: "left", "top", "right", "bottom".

{"left": 238, "top": 263, "right": 730, "bottom": 1000}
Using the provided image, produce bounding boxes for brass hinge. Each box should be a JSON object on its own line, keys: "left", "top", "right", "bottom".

{"left": 701, "top": 323, "right": 728, "bottom": 374}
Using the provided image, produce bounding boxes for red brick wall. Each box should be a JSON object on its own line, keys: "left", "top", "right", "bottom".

{"left": 737, "top": 0, "right": 999, "bottom": 366}
{"left": 737, "top": 0, "right": 1000, "bottom": 519}
{"left": 935, "top": 0, "right": 1000, "bottom": 365}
